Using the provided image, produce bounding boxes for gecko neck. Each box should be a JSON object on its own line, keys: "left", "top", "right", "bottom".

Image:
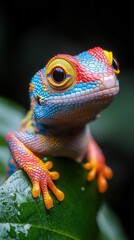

{"left": 35, "top": 117, "right": 90, "bottom": 135}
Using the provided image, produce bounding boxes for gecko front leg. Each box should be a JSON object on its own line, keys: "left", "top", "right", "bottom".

{"left": 83, "top": 137, "right": 113, "bottom": 192}
{"left": 5, "top": 131, "right": 64, "bottom": 209}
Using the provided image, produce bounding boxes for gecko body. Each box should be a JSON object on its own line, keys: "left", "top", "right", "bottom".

{"left": 6, "top": 47, "right": 120, "bottom": 209}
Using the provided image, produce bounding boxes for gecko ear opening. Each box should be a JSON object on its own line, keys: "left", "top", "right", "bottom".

{"left": 45, "top": 57, "right": 76, "bottom": 91}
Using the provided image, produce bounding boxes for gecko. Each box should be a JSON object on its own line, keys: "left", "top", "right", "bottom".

{"left": 5, "top": 46, "right": 120, "bottom": 209}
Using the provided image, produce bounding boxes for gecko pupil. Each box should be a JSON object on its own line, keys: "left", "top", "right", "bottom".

{"left": 113, "top": 57, "right": 119, "bottom": 71}
{"left": 52, "top": 67, "right": 66, "bottom": 83}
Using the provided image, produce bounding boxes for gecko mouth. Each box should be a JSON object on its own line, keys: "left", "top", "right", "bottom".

{"left": 36, "top": 84, "right": 119, "bottom": 127}
{"left": 49, "top": 75, "right": 119, "bottom": 103}
{"left": 55, "top": 85, "right": 119, "bottom": 103}
{"left": 43, "top": 84, "right": 119, "bottom": 105}
{"left": 36, "top": 75, "right": 119, "bottom": 106}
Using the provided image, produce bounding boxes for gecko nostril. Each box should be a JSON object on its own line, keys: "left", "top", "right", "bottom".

{"left": 103, "top": 75, "right": 116, "bottom": 88}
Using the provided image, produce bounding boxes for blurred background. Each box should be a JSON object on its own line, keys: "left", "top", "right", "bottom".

{"left": 0, "top": 1, "right": 134, "bottom": 239}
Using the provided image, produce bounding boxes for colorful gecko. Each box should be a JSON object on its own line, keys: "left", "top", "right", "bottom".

{"left": 6, "top": 47, "right": 120, "bottom": 209}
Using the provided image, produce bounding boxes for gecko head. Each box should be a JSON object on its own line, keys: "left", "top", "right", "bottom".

{"left": 31, "top": 47, "right": 120, "bottom": 126}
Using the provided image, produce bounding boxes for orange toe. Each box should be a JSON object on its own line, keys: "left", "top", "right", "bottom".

{"left": 44, "top": 161, "right": 53, "bottom": 170}
{"left": 87, "top": 169, "right": 96, "bottom": 181}
{"left": 103, "top": 166, "right": 113, "bottom": 179}
{"left": 55, "top": 189, "right": 65, "bottom": 202}
{"left": 98, "top": 174, "right": 108, "bottom": 193}
{"left": 83, "top": 162, "right": 91, "bottom": 170}
{"left": 32, "top": 182, "right": 41, "bottom": 198}
{"left": 43, "top": 191, "right": 53, "bottom": 209}
{"left": 49, "top": 171, "right": 60, "bottom": 180}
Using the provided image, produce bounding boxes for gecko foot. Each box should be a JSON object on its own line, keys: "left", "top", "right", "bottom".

{"left": 83, "top": 158, "right": 113, "bottom": 192}
{"left": 27, "top": 160, "right": 64, "bottom": 209}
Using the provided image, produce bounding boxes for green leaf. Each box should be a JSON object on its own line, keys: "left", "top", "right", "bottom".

{"left": 0, "top": 97, "right": 26, "bottom": 137}
{"left": 0, "top": 146, "right": 10, "bottom": 185}
{"left": 97, "top": 204, "right": 128, "bottom": 240}
{"left": 0, "top": 97, "right": 26, "bottom": 185}
{"left": 0, "top": 160, "right": 101, "bottom": 240}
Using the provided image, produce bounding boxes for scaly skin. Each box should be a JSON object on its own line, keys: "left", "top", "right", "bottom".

{"left": 6, "top": 47, "right": 120, "bottom": 209}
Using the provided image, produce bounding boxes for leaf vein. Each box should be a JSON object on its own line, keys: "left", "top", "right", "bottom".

{"left": 1, "top": 223, "right": 80, "bottom": 240}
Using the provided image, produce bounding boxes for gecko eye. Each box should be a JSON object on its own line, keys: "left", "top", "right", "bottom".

{"left": 52, "top": 67, "right": 66, "bottom": 83}
{"left": 103, "top": 50, "right": 120, "bottom": 74}
{"left": 112, "top": 56, "right": 120, "bottom": 74}
{"left": 45, "top": 57, "right": 76, "bottom": 91}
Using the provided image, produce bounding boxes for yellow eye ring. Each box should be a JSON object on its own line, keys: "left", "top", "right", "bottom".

{"left": 45, "top": 57, "right": 76, "bottom": 91}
